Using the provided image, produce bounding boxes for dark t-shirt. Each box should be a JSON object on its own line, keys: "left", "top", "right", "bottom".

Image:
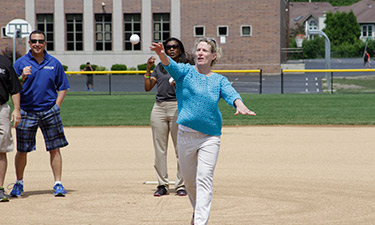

{"left": 84, "top": 65, "right": 94, "bottom": 77}
{"left": 151, "top": 63, "right": 177, "bottom": 102}
{"left": 0, "top": 55, "right": 22, "bottom": 105}
{"left": 364, "top": 53, "right": 369, "bottom": 62}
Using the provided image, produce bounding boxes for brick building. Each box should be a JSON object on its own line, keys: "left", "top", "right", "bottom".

{"left": 0, "top": 0, "right": 288, "bottom": 74}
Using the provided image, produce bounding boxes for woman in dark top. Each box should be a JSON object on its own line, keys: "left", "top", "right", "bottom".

{"left": 144, "top": 37, "right": 191, "bottom": 197}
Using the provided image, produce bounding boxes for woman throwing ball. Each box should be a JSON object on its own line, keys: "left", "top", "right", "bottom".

{"left": 150, "top": 38, "right": 256, "bottom": 225}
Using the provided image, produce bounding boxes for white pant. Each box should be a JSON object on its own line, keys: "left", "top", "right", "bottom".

{"left": 177, "top": 128, "right": 221, "bottom": 225}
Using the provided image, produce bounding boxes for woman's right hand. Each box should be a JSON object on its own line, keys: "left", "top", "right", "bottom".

{"left": 150, "top": 43, "right": 165, "bottom": 56}
{"left": 147, "top": 56, "right": 155, "bottom": 69}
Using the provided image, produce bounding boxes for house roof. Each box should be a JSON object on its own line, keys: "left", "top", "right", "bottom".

{"left": 289, "top": 2, "right": 336, "bottom": 29}
{"left": 340, "top": 0, "right": 375, "bottom": 23}
{"left": 289, "top": 0, "right": 375, "bottom": 30}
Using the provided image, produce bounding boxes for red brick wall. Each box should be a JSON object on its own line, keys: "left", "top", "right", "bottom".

{"left": 35, "top": 0, "right": 54, "bottom": 13}
{"left": 181, "top": 0, "right": 284, "bottom": 74}
{"left": 123, "top": 0, "right": 142, "bottom": 13}
{"left": 0, "top": 0, "right": 26, "bottom": 61}
{"left": 152, "top": 0, "right": 171, "bottom": 13}
{"left": 65, "top": 0, "right": 83, "bottom": 13}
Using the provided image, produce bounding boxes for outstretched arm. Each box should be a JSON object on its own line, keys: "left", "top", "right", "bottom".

{"left": 150, "top": 43, "right": 170, "bottom": 66}
{"left": 234, "top": 99, "right": 256, "bottom": 116}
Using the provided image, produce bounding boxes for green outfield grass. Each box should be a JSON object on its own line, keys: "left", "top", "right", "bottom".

{"left": 57, "top": 93, "right": 375, "bottom": 126}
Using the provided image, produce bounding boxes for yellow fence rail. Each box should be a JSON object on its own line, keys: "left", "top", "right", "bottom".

{"left": 65, "top": 69, "right": 262, "bottom": 75}
{"left": 66, "top": 69, "right": 263, "bottom": 94}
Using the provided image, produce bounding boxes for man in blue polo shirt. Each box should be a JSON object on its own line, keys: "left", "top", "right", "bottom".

{"left": 11, "top": 30, "right": 70, "bottom": 197}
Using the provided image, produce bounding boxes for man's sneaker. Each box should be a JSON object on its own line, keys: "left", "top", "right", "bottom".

{"left": 10, "top": 183, "right": 23, "bottom": 197}
{"left": 53, "top": 183, "right": 66, "bottom": 197}
{"left": 177, "top": 189, "right": 187, "bottom": 196}
{"left": 153, "top": 185, "right": 168, "bottom": 197}
{"left": 0, "top": 187, "right": 9, "bottom": 202}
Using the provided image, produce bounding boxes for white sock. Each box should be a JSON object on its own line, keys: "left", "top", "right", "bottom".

{"left": 16, "top": 180, "right": 23, "bottom": 185}
{"left": 54, "top": 181, "right": 62, "bottom": 185}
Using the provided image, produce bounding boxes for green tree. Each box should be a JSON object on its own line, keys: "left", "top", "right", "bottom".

{"left": 290, "top": 22, "right": 305, "bottom": 38}
{"left": 303, "top": 36, "right": 325, "bottom": 59}
{"left": 322, "top": 10, "right": 360, "bottom": 46}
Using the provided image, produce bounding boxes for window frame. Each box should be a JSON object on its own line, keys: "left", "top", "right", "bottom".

{"left": 153, "top": 13, "right": 170, "bottom": 43}
{"left": 362, "top": 24, "right": 373, "bottom": 37}
{"left": 308, "top": 19, "right": 318, "bottom": 31}
{"left": 36, "top": 14, "right": 54, "bottom": 51}
{"left": 124, "top": 13, "right": 141, "bottom": 51}
{"left": 66, "top": 14, "right": 83, "bottom": 51}
{"left": 194, "top": 25, "right": 205, "bottom": 37}
{"left": 217, "top": 25, "right": 228, "bottom": 37}
{"left": 240, "top": 25, "right": 252, "bottom": 37}
{"left": 95, "top": 14, "right": 112, "bottom": 51}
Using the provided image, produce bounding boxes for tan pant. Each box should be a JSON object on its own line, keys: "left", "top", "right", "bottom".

{"left": 0, "top": 104, "right": 13, "bottom": 153}
{"left": 150, "top": 101, "right": 184, "bottom": 190}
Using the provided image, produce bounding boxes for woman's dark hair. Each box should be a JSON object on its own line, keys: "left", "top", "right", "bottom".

{"left": 163, "top": 37, "right": 194, "bottom": 64}
{"left": 159, "top": 37, "right": 194, "bottom": 73}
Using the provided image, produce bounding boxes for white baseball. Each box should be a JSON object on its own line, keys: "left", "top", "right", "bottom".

{"left": 130, "top": 34, "right": 140, "bottom": 45}
{"left": 169, "top": 77, "right": 174, "bottom": 84}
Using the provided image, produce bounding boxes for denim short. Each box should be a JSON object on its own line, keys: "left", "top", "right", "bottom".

{"left": 16, "top": 104, "right": 68, "bottom": 152}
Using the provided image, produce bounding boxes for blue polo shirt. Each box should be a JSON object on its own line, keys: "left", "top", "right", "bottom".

{"left": 13, "top": 50, "right": 70, "bottom": 112}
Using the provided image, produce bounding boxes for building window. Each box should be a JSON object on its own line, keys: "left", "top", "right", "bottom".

{"left": 363, "top": 25, "right": 368, "bottom": 37}
{"left": 308, "top": 20, "right": 318, "bottom": 31}
{"left": 124, "top": 13, "right": 141, "bottom": 51}
{"left": 153, "top": 13, "right": 170, "bottom": 42}
{"left": 66, "top": 14, "right": 83, "bottom": 51}
{"left": 37, "top": 14, "right": 54, "bottom": 51}
{"left": 194, "top": 26, "right": 205, "bottom": 37}
{"left": 241, "top": 25, "right": 252, "bottom": 36}
{"left": 95, "top": 14, "right": 112, "bottom": 51}
{"left": 370, "top": 26, "right": 373, "bottom": 37}
{"left": 217, "top": 25, "right": 228, "bottom": 36}
{"left": 362, "top": 25, "right": 373, "bottom": 37}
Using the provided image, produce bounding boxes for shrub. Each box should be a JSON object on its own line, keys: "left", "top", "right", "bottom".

{"left": 93, "top": 65, "right": 107, "bottom": 71}
{"left": 137, "top": 63, "right": 155, "bottom": 71}
{"left": 302, "top": 37, "right": 325, "bottom": 59}
{"left": 111, "top": 64, "right": 127, "bottom": 71}
{"left": 62, "top": 65, "right": 68, "bottom": 71}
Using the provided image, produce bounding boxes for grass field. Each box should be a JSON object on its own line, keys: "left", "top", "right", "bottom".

{"left": 58, "top": 93, "right": 375, "bottom": 126}
{"left": 331, "top": 75, "right": 375, "bottom": 93}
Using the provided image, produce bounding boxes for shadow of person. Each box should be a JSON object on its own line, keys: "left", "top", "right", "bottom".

{"left": 11, "top": 189, "right": 75, "bottom": 198}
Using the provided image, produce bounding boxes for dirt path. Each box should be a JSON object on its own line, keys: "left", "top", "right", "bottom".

{"left": 2, "top": 126, "right": 375, "bottom": 224}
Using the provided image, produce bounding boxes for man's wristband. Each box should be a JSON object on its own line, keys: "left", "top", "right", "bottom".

{"left": 144, "top": 74, "right": 150, "bottom": 79}
{"left": 19, "top": 75, "right": 26, "bottom": 82}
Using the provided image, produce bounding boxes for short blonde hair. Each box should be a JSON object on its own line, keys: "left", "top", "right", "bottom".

{"left": 192, "top": 37, "right": 222, "bottom": 66}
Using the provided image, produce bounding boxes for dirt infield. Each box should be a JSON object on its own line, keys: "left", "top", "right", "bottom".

{"left": 2, "top": 126, "right": 375, "bottom": 224}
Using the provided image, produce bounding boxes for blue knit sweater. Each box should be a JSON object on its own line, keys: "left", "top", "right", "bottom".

{"left": 163, "top": 58, "right": 242, "bottom": 136}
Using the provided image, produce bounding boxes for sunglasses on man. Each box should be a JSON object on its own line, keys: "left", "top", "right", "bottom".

{"left": 30, "top": 39, "right": 46, "bottom": 44}
{"left": 165, "top": 44, "right": 179, "bottom": 50}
